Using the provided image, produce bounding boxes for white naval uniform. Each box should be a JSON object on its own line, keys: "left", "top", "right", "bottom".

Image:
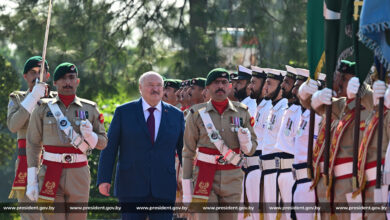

{"left": 260, "top": 98, "right": 288, "bottom": 220}
{"left": 273, "top": 104, "right": 302, "bottom": 220}
{"left": 241, "top": 96, "right": 257, "bottom": 117}
{"left": 291, "top": 109, "right": 321, "bottom": 220}
{"left": 238, "top": 99, "right": 272, "bottom": 220}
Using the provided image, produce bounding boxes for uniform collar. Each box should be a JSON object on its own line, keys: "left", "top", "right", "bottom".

{"left": 272, "top": 98, "right": 288, "bottom": 111}
{"left": 53, "top": 95, "right": 83, "bottom": 107}
{"left": 288, "top": 104, "right": 300, "bottom": 112}
{"left": 259, "top": 99, "right": 268, "bottom": 107}
{"left": 242, "top": 96, "right": 252, "bottom": 104}
{"left": 205, "top": 99, "right": 238, "bottom": 113}
{"left": 302, "top": 109, "right": 310, "bottom": 117}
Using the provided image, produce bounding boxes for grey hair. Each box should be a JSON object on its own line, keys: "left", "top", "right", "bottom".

{"left": 138, "top": 71, "right": 164, "bottom": 86}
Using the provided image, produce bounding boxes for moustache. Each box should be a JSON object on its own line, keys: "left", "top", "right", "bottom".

{"left": 63, "top": 86, "right": 73, "bottom": 89}
{"left": 151, "top": 91, "right": 160, "bottom": 95}
{"left": 216, "top": 89, "right": 225, "bottom": 93}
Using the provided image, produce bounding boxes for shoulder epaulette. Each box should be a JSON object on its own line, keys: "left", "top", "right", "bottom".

{"left": 9, "top": 91, "right": 26, "bottom": 98}
{"left": 233, "top": 101, "right": 248, "bottom": 110}
{"left": 78, "top": 98, "right": 97, "bottom": 107}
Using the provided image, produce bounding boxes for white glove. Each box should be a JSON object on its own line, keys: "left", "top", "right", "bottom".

{"left": 385, "top": 86, "right": 390, "bottom": 109}
{"left": 373, "top": 80, "right": 386, "bottom": 106}
{"left": 346, "top": 77, "right": 360, "bottom": 99}
{"left": 298, "top": 79, "right": 318, "bottom": 100}
{"left": 237, "top": 127, "right": 252, "bottom": 155}
{"left": 21, "top": 82, "right": 46, "bottom": 113}
{"left": 26, "top": 167, "right": 39, "bottom": 201}
{"left": 80, "top": 119, "right": 98, "bottom": 149}
{"left": 311, "top": 88, "right": 332, "bottom": 109}
{"left": 182, "top": 179, "right": 193, "bottom": 205}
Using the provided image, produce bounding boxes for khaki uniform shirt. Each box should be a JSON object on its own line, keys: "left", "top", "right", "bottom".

{"left": 26, "top": 96, "right": 108, "bottom": 168}
{"left": 7, "top": 90, "right": 57, "bottom": 139}
{"left": 182, "top": 100, "right": 257, "bottom": 179}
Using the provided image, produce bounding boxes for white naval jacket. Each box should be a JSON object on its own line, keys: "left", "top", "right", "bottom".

{"left": 274, "top": 104, "right": 302, "bottom": 155}
{"left": 293, "top": 109, "right": 322, "bottom": 164}
{"left": 254, "top": 99, "right": 273, "bottom": 150}
{"left": 262, "top": 98, "right": 288, "bottom": 155}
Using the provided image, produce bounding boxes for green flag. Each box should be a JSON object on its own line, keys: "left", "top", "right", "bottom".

{"left": 336, "top": 0, "right": 373, "bottom": 82}
{"left": 307, "top": 0, "right": 325, "bottom": 79}
{"left": 324, "top": 0, "right": 341, "bottom": 89}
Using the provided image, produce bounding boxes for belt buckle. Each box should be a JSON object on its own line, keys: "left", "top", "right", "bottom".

{"left": 62, "top": 154, "right": 74, "bottom": 163}
{"left": 259, "top": 158, "right": 263, "bottom": 171}
{"left": 275, "top": 157, "right": 281, "bottom": 169}
{"left": 292, "top": 167, "right": 297, "bottom": 180}
{"left": 216, "top": 155, "right": 227, "bottom": 165}
{"left": 242, "top": 157, "right": 248, "bottom": 168}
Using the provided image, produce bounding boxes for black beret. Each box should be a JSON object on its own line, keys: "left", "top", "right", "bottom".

{"left": 206, "top": 68, "right": 230, "bottom": 86}
{"left": 23, "top": 56, "right": 49, "bottom": 74}
{"left": 164, "top": 79, "right": 181, "bottom": 89}
{"left": 54, "top": 62, "right": 78, "bottom": 81}
{"left": 190, "top": 77, "right": 207, "bottom": 88}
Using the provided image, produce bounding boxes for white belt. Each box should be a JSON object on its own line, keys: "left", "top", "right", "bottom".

{"left": 365, "top": 167, "right": 377, "bottom": 182}
{"left": 292, "top": 168, "right": 309, "bottom": 181}
{"left": 260, "top": 157, "right": 293, "bottom": 171}
{"left": 320, "top": 162, "right": 379, "bottom": 182}
{"left": 319, "top": 161, "right": 352, "bottom": 178}
{"left": 43, "top": 151, "right": 88, "bottom": 163}
{"left": 243, "top": 156, "right": 260, "bottom": 168}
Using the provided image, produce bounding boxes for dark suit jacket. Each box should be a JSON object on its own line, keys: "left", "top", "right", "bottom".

{"left": 97, "top": 98, "right": 184, "bottom": 201}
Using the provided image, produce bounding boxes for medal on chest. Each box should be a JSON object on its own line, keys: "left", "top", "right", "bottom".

{"left": 267, "top": 114, "right": 276, "bottom": 130}
{"left": 230, "top": 116, "right": 242, "bottom": 132}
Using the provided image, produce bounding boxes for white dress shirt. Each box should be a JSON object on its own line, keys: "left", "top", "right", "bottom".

{"left": 142, "top": 97, "right": 162, "bottom": 141}
{"left": 254, "top": 99, "right": 273, "bottom": 150}
{"left": 241, "top": 96, "right": 257, "bottom": 117}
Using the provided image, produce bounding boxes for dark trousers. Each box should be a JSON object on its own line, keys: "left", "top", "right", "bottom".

{"left": 119, "top": 194, "right": 174, "bottom": 220}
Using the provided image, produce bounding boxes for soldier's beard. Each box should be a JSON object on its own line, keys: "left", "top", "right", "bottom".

{"left": 234, "top": 87, "right": 247, "bottom": 101}
{"left": 265, "top": 84, "right": 281, "bottom": 101}
{"left": 292, "top": 94, "right": 301, "bottom": 106}
{"left": 282, "top": 87, "right": 293, "bottom": 99}
{"left": 250, "top": 88, "right": 261, "bottom": 99}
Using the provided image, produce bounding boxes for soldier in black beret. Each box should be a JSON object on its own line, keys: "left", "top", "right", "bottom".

{"left": 189, "top": 77, "right": 206, "bottom": 105}
{"left": 7, "top": 55, "right": 55, "bottom": 220}
{"left": 335, "top": 60, "right": 356, "bottom": 98}
{"left": 163, "top": 79, "right": 181, "bottom": 107}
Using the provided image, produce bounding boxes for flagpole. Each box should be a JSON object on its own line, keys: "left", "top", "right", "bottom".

{"left": 351, "top": 0, "right": 361, "bottom": 190}
{"left": 376, "top": 60, "right": 384, "bottom": 189}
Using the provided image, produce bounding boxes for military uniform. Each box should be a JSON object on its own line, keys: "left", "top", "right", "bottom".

{"left": 26, "top": 95, "right": 107, "bottom": 220}
{"left": 291, "top": 109, "right": 321, "bottom": 220}
{"left": 26, "top": 63, "right": 107, "bottom": 220}
{"left": 7, "top": 90, "right": 57, "bottom": 220}
{"left": 182, "top": 99, "right": 257, "bottom": 220}
{"left": 312, "top": 85, "right": 372, "bottom": 220}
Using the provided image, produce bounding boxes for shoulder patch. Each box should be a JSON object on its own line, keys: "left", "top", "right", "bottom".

{"left": 78, "top": 98, "right": 97, "bottom": 107}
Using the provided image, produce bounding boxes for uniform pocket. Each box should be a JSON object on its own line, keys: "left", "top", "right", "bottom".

{"left": 43, "top": 118, "right": 58, "bottom": 137}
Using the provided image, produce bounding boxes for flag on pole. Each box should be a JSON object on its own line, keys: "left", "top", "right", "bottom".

{"left": 307, "top": 0, "right": 325, "bottom": 79}
{"left": 359, "top": 0, "right": 390, "bottom": 71}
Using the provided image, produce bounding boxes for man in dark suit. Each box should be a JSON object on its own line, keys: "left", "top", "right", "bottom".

{"left": 97, "top": 71, "right": 185, "bottom": 220}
